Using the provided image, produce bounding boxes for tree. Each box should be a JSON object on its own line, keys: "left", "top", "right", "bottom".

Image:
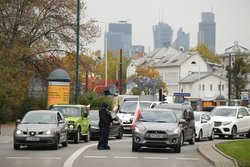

{"left": 191, "top": 44, "right": 220, "bottom": 64}
{"left": 128, "top": 66, "right": 167, "bottom": 95}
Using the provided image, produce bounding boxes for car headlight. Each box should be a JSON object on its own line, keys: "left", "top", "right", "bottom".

{"left": 45, "top": 130, "right": 52, "bottom": 135}
{"left": 134, "top": 126, "right": 145, "bottom": 133}
{"left": 173, "top": 128, "right": 180, "bottom": 134}
{"left": 69, "top": 125, "right": 74, "bottom": 129}
{"left": 16, "top": 130, "right": 22, "bottom": 135}
{"left": 223, "top": 121, "right": 232, "bottom": 126}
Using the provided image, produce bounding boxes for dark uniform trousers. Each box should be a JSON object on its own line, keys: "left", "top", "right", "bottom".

{"left": 98, "top": 127, "right": 110, "bottom": 148}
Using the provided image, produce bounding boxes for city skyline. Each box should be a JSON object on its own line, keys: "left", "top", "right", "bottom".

{"left": 85, "top": 0, "right": 250, "bottom": 54}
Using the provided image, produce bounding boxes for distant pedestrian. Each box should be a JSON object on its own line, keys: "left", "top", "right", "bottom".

{"left": 97, "top": 102, "right": 113, "bottom": 150}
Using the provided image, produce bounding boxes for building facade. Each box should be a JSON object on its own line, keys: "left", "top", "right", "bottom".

{"left": 172, "top": 28, "right": 190, "bottom": 50}
{"left": 153, "top": 22, "right": 173, "bottom": 49}
{"left": 198, "top": 12, "right": 216, "bottom": 53}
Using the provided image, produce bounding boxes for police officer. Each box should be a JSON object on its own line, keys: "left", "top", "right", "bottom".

{"left": 97, "top": 102, "right": 112, "bottom": 150}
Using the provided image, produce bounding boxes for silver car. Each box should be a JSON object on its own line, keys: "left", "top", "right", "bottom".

{"left": 132, "top": 109, "right": 185, "bottom": 153}
{"left": 13, "top": 110, "right": 68, "bottom": 150}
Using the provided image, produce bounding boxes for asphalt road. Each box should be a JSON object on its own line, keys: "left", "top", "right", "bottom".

{"left": 0, "top": 135, "right": 216, "bottom": 167}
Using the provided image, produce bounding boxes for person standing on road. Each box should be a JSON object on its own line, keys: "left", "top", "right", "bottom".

{"left": 97, "top": 102, "right": 113, "bottom": 150}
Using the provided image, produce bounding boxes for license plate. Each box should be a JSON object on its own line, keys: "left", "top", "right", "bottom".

{"left": 26, "top": 137, "right": 40, "bottom": 141}
{"left": 124, "top": 127, "right": 131, "bottom": 130}
{"left": 149, "top": 134, "right": 164, "bottom": 138}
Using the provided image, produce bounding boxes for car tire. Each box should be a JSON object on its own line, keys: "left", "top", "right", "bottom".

{"left": 173, "top": 135, "right": 181, "bottom": 153}
{"left": 189, "top": 130, "right": 195, "bottom": 145}
{"left": 74, "top": 128, "right": 80, "bottom": 144}
{"left": 62, "top": 136, "right": 68, "bottom": 147}
{"left": 180, "top": 132, "right": 184, "bottom": 146}
{"left": 208, "top": 129, "right": 214, "bottom": 140}
{"left": 132, "top": 139, "right": 140, "bottom": 152}
{"left": 247, "top": 129, "right": 250, "bottom": 138}
{"left": 230, "top": 126, "right": 237, "bottom": 139}
{"left": 83, "top": 130, "right": 90, "bottom": 142}
{"left": 116, "top": 127, "right": 123, "bottom": 139}
{"left": 14, "top": 144, "right": 20, "bottom": 150}
{"left": 197, "top": 130, "right": 203, "bottom": 142}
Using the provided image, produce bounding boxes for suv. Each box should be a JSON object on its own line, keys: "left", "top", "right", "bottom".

{"left": 51, "top": 105, "right": 90, "bottom": 143}
{"left": 154, "top": 103, "right": 196, "bottom": 145}
{"left": 210, "top": 106, "right": 250, "bottom": 139}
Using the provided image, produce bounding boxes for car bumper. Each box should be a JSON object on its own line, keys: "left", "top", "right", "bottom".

{"left": 123, "top": 124, "right": 132, "bottom": 133}
{"left": 214, "top": 125, "right": 232, "bottom": 135}
{"left": 133, "top": 132, "right": 180, "bottom": 148}
{"left": 90, "top": 128, "right": 100, "bottom": 138}
{"left": 14, "top": 135, "right": 57, "bottom": 146}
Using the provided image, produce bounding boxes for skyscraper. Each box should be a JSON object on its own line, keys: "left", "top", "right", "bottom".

{"left": 198, "top": 12, "right": 216, "bottom": 53}
{"left": 172, "top": 28, "right": 190, "bottom": 50}
{"left": 106, "top": 22, "right": 132, "bottom": 57}
{"left": 153, "top": 22, "right": 173, "bottom": 49}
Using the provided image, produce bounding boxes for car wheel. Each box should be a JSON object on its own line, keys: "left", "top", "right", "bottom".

{"left": 247, "top": 129, "right": 250, "bottom": 138}
{"left": 197, "top": 130, "right": 203, "bottom": 142}
{"left": 189, "top": 131, "right": 195, "bottom": 145}
{"left": 62, "top": 136, "right": 68, "bottom": 147}
{"left": 14, "top": 143, "right": 20, "bottom": 150}
{"left": 74, "top": 128, "right": 80, "bottom": 144}
{"left": 116, "top": 127, "right": 123, "bottom": 139}
{"left": 83, "top": 130, "right": 90, "bottom": 142}
{"left": 208, "top": 129, "right": 214, "bottom": 140}
{"left": 230, "top": 126, "right": 237, "bottom": 139}
{"left": 180, "top": 132, "right": 184, "bottom": 146}
{"left": 132, "top": 139, "right": 140, "bottom": 152}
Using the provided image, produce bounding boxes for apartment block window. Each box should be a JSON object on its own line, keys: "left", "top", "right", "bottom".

{"left": 199, "top": 84, "right": 201, "bottom": 91}
{"left": 218, "top": 85, "right": 221, "bottom": 91}
{"left": 222, "top": 85, "right": 224, "bottom": 91}
{"left": 202, "top": 84, "right": 205, "bottom": 91}
{"left": 210, "top": 84, "right": 212, "bottom": 91}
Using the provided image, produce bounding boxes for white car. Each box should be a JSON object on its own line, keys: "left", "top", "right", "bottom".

{"left": 194, "top": 112, "right": 214, "bottom": 141}
{"left": 210, "top": 106, "right": 250, "bottom": 139}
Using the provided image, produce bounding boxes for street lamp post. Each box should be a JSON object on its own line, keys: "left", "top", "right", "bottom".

{"left": 75, "top": 0, "right": 80, "bottom": 104}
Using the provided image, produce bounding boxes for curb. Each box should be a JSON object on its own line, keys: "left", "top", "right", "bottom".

{"left": 213, "top": 144, "right": 239, "bottom": 167}
{"left": 197, "top": 145, "right": 216, "bottom": 166}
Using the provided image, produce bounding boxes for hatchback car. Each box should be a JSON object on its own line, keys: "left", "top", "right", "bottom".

{"left": 13, "top": 110, "right": 68, "bottom": 150}
{"left": 132, "top": 109, "right": 185, "bottom": 153}
{"left": 194, "top": 111, "right": 214, "bottom": 141}
{"left": 89, "top": 110, "right": 123, "bottom": 139}
{"left": 154, "top": 103, "right": 196, "bottom": 145}
{"left": 51, "top": 105, "right": 90, "bottom": 143}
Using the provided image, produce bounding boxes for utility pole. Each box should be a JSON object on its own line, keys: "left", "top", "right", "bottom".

{"left": 75, "top": 0, "right": 80, "bottom": 104}
{"left": 119, "top": 49, "right": 123, "bottom": 94}
{"left": 228, "top": 53, "right": 232, "bottom": 106}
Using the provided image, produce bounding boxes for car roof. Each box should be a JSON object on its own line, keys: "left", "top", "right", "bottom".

{"left": 27, "top": 110, "right": 58, "bottom": 114}
{"left": 143, "top": 108, "right": 175, "bottom": 112}
{"left": 53, "top": 104, "right": 86, "bottom": 108}
{"left": 194, "top": 111, "right": 209, "bottom": 115}
{"left": 155, "top": 103, "right": 192, "bottom": 110}
{"left": 214, "top": 106, "right": 245, "bottom": 109}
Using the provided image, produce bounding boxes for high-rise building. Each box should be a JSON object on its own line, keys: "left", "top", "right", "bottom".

{"left": 172, "top": 28, "right": 190, "bottom": 50}
{"left": 198, "top": 12, "right": 216, "bottom": 53}
{"left": 153, "top": 22, "right": 173, "bottom": 49}
{"left": 106, "top": 22, "right": 132, "bottom": 57}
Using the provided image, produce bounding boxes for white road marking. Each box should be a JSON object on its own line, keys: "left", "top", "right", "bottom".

{"left": 114, "top": 156, "right": 138, "bottom": 159}
{"left": 39, "top": 157, "right": 62, "bottom": 160}
{"left": 144, "top": 157, "right": 169, "bottom": 160}
{"left": 63, "top": 140, "right": 129, "bottom": 167}
{"left": 176, "top": 158, "right": 199, "bottom": 161}
{"left": 84, "top": 156, "right": 108, "bottom": 159}
{"left": 7, "top": 157, "right": 32, "bottom": 159}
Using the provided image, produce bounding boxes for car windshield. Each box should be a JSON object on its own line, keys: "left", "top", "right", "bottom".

{"left": 140, "top": 102, "right": 152, "bottom": 110}
{"left": 139, "top": 111, "right": 177, "bottom": 123}
{"left": 22, "top": 112, "right": 57, "bottom": 124}
{"left": 52, "top": 107, "right": 81, "bottom": 117}
{"left": 210, "top": 108, "right": 237, "bottom": 117}
{"left": 194, "top": 114, "right": 200, "bottom": 121}
{"left": 120, "top": 101, "right": 137, "bottom": 115}
{"left": 90, "top": 111, "right": 99, "bottom": 121}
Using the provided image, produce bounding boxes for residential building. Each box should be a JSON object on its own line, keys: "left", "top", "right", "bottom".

{"left": 107, "top": 22, "right": 132, "bottom": 57}
{"left": 153, "top": 22, "right": 173, "bottom": 49}
{"left": 131, "top": 45, "right": 145, "bottom": 56}
{"left": 172, "top": 28, "right": 190, "bottom": 50}
{"left": 198, "top": 12, "right": 216, "bottom": 53}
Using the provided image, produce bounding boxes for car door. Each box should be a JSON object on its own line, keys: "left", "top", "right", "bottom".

{"left": 81, "top": 107, "right": 89, "bottom": 134}
{"left": 183, "top": 109, "right": 192, "bottom": 140}
{"left": 236, "top": 109, "right": 244, "bottom": 133}
{"left": 110, "top": 112, "right": 120, "bottom": 136}
{"left": 200, "top": 114, "right": 209, "bottom": 137}
{"left": 205, "top": 114, "right": 214, "bottom": 137}
{"left": 57, "top": 112, "right": 67, "bottom": 142}
{"left": 241, "top": 108, "right": 250, "bottom": 132}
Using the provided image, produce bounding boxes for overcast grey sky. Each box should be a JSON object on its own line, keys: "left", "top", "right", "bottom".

{"left": 84, "top": 0, "right": 250, "bottom": 54}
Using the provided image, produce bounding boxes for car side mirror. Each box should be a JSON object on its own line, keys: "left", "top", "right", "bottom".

{"left": 238, "top": 114, "right": 243, "bottom": 119}
{"left": 83, "top": 112, "right": 88, "bottom": 117}
{"left": 58, "top": 120, "right": 65, "bottom": 124}
{"left": 16, "top": 119, "right": 21, "bottom": 126}
{"left": 179, "top": 119, "right": 186, "bottom": 124}
{"left": 201, "top": 119, "right": 208, "bottom": 123}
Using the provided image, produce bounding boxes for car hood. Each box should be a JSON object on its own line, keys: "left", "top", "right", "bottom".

{"left": 90, "top": 120, "right": 99, "bottom": 126}
{"left": 211, "top": 116, "right": 234, "bottom": 122}
{"left": 138, "top": 122, "right": 178, "bottom": 131}
{"left": 65, "top": 117, "right": 81, "bottom": 123}
{"left": 17, "top": 124, "right": 58, "bottom": 131}
{"left": 117, "top": 113, "right": 133, "bottom": 122}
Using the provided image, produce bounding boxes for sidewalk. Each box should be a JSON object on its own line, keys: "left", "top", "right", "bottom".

{"left": 198, "top": 141, "right": 238, "bottom": 167}
{"left": 0, "top": 124, "right": 15, "bottom": 136}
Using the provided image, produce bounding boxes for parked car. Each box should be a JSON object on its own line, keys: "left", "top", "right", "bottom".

{"left": 117, "top": 101, "right": 152, "bottom": 133}
{"left": 154, "top": 103, "right": 196, "bottom": 145}
{"left": 50, "top": 105, "right": 90, "bottom": 143}
{"left": 13, "top": 110, "right": 68, "bottom": 150}
{"left": 132, "top": 109, "right": 185, "bottom": 153}
{"left": 89, "top": 110, "right": 123, "bottom": 140}
{"left": 210, "top": 106, "right": 250, "bottom": 139}
{"left": 194, "top": 111, "right": 214, "bottom": 141}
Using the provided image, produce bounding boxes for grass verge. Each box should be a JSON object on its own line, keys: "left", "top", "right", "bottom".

{"left": 216, "top": 139, "right": 250, "bottom": 167}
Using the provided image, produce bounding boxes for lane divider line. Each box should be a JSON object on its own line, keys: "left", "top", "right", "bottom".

{"left": 114, "top": 156, "right": 138, "bottom": 159}
{"left": 176, "top": 158, "right": 199, "bottom": 161}
{"left": 144, "top": 157, "right": 169, "bottom": 160}
{"left": 84, "top": 156, "right": 108, "bottom": 159}
{"left": 39, "top": 157, "right": 62, "bottom": 160}
{"left": 6, "top": 157, "right": 32, "bottom": 159}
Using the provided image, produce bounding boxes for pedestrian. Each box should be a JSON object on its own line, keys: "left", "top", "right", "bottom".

{"left": 97, "top": 102, "right": 113, "bottom": 150}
